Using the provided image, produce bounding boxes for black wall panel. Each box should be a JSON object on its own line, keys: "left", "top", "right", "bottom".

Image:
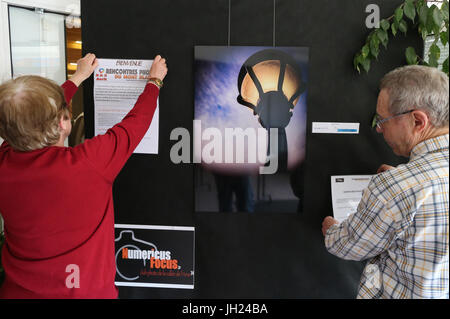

{"left": 81, "top": 0, "right": 422, "bottom": 298}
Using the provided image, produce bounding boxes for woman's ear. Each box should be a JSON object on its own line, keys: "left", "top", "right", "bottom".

{"left": 59, "top": 115, "right": 70, "bottom": 131}
{"left": 58, "top": 115, "right": 65, "bottom": 130}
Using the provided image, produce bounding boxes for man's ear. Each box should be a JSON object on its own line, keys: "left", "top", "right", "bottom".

{"left": 411, "top": 110, "right": 429, "bottom": 133}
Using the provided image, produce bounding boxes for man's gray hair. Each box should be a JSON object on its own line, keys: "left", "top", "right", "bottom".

{"left": 380, "top": 65, "right": 449, "bottom": 128}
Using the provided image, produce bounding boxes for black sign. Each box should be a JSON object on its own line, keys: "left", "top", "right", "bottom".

{"left": 114, "top": 224, "right": 195, "bottom": 289}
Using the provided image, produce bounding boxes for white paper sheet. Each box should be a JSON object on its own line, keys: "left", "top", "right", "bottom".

{"left": 93, "top": 58, "right": 159, "bottom": 154}
{"left": 331, "top": 175, "right": 373, "bottom": 222}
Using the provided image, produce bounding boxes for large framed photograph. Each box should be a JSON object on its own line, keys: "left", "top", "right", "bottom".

{"left": 194, "top": 46, "right": 309, "bottom": 214}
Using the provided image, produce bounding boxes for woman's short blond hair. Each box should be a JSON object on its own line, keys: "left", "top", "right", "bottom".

{"left": 0, "top": 75, "right": 70, "bottom": 151}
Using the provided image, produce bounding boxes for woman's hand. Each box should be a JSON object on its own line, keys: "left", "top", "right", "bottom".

{"left": 70, "top": 53, "right": 99, "bottom": 87}
{"left": 149, "top": 55, "right": 168, "bottom": 81}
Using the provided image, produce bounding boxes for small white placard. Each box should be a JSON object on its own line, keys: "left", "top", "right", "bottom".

{"left": 312, "top": 122, "right": 360, "bottom": 134}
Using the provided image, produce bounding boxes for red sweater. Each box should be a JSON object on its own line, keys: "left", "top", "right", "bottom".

{"left": 0, "top": 80, "right": 159, "bottom": 298}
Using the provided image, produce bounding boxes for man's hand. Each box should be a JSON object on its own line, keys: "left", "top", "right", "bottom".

{"left": 149, "top": 55, "right": 168, "bottom": 81}
{"left": 70, "top": 53, "right": 99, "bottom": 87}
{"left": 377, "top": 164, "right": 394, "bottom": 174}
{"left": 322, "top": 216, "right": 339, "bottom": 237}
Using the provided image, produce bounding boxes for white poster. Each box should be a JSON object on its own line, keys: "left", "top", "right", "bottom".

{"left": 331, "top": 175, "right": 373, "bottom": 222}
{"left": 94, "top": 58, "right": 159, "bottom": 154}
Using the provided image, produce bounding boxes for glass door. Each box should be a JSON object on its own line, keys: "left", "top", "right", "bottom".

{"left": 8, "top": 6, "right": 67, "bottom": 84}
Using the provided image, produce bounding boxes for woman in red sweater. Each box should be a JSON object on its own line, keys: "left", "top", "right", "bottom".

{"left": 0, "top": 53, "right": 167, "bottom": 298}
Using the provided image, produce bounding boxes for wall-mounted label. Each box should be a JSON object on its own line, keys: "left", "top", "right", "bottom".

{"left": 312, "top": 122, "right": 360, "bottom": 134}
{"left": 114, "top": 224, "right": 195, "bottom": 289}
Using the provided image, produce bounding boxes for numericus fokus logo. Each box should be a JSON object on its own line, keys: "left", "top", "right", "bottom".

{"left": 115, "top": 230, "right": 192, "bottom": 282}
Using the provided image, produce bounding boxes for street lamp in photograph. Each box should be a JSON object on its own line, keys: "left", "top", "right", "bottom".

{"left": 237, "top": 49, "right": 306, "bottom": 171}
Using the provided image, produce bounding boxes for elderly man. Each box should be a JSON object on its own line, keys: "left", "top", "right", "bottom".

{"left": 322, "top": 65, "right": 449, "bottom": 299}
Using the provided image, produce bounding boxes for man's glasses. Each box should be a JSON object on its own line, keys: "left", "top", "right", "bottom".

{"left": 371, "top": 110, "right": 414, "bottom": 129}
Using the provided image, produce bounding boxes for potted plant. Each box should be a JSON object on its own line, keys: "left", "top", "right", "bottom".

{"left": 354, "top": 0, "right": 449, "bottom": 75}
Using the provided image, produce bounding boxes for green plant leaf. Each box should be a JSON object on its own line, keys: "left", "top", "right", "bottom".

{"left": 405, "top": 46, "right": 418, "bottom": 65}
{"left": 353, "top": 54, "right": 362, "bottom": 72}
{"left": 430, "top": 42, "right": 441, "bottom": 61}
{"left": 433, "top": 7, "right": 444, "bottom": 24}
{"left": 382, "top": 36, "right": 389, "bottom": 49}
{"left": 395, "top": 6, "right": 404, "bottom": 23}
{"left": 419, "top": 4, "right": 428, "bottom": 27}
{"left": 442, "top": 0, "right": 449, "bottom": 23}
{"left": 418, "top": 25, "right": 428, "bottom": 40}
{"left": 361, "top": 44, "right": 370, "bottom": 59}
{"left": 426, "top": 5, "right": 438, "bottom": 33}
{"left": 399, "top": 20, "right": 408, "bottom": 34}
{"left": 442, "top": 57, "right": 449, "bottom": 75}
{"left": 441, "top": 30, "right": 449, "bottom": 46}
{"left": 432, "top": 6, "right": 444, "bottom": 35}
{"left": 380, "top": 19, "right": 390, "bottom": 31}
{"left": 370, "top": 34, "right": 380, "bottom": 59}
{"left": 376, "top": 29, "right": 389, "bottom": 48}
{"left": 428, "top": 55, "right": 439, "bottom": 67}
{"left": 434, "top": 32, "right": 441, "bottom": 43}
{"left": 416, "top": 0, "right": 426, "bottom": 12}
{"left": 361, "top": 58, "right": 371, "bottom": 73}
{"left": 418, "top": 12, "right": 427, "bottom": 37}
{"left": 353, "top": 54, "right": 366, "bottom": 73}
{"left": 391, "top": 21, "right": 398, "bottom": 36}
{"left": 404, "top": 0, "right": 416, "bottom": 22}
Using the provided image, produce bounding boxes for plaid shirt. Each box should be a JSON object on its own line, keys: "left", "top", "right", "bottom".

{"left": 325, "top": 134, "right": 449, "bottom": 299}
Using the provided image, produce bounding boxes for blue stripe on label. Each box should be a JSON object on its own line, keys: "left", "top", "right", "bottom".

{"left": 337, "top": 129, "right": 358, "bottom": 132}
